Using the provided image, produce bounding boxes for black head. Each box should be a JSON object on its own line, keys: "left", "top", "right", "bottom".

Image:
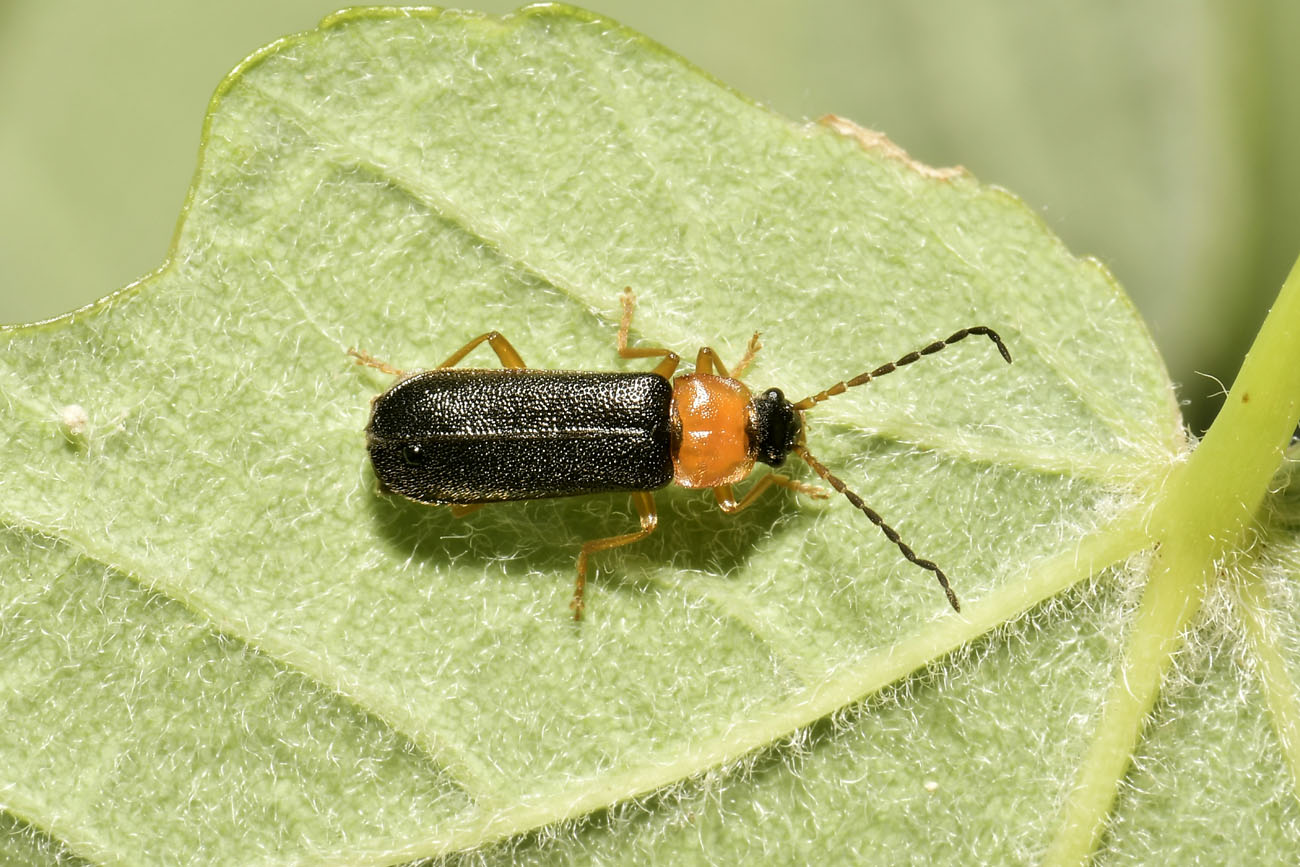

{"left": 749, "top": 387, "right": 802, "bottom": 467}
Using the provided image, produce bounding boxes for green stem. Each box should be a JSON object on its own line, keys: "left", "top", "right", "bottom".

{"left": 1046, "top": 251, "right": 1300, "bottom": 865}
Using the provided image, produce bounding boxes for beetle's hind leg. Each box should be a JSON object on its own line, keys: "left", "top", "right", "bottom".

{"left": 618, "top": 288, "right": 680, "bottom": 379}
{"left": 348, "top": 331, "right": 526, "bottom": 377}
{"left": 437, "top": 331, "right": 528, "bottom": 370}
{"left": 347, "top": 348, "right": 406, "bottom": 378}
{"left": 572, "top": 491, "right": 658, "bottom": 620}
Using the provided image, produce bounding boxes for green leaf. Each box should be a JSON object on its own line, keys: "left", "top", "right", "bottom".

{"left": 1, "top": 5, "right": 1296, "bottom": 864}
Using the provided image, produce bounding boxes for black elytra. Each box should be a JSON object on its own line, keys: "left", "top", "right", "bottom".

{"left": 366, "top": 369, "right": 675, "bottom": 503}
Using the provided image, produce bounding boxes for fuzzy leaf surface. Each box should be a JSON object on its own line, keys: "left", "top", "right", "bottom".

{"left": 10, "top": 6, "right": 1290, "bottom": 865}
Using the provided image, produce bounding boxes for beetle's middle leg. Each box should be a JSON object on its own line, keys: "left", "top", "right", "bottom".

{"left": 712, "top": 474, "right": 829, "bottom": 514}
{"left": 618, "top": 287, "right": 680, "bottom": 379}
{"left": 572, "top": 491, "right": 658, "bottom": 620}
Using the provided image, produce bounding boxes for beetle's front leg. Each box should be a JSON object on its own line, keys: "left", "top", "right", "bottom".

{"left": 712, "top": 474, "right": 828, "bottom": 514}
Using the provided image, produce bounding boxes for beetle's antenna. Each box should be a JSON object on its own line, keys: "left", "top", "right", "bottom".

{"left": 792, "top": 444, "right": 961, "bottom": 612}
{"left": 793, "top": 327, "right": 1011, "bottom": 411}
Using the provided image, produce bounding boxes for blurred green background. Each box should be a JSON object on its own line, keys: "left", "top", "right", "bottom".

{"left": 2, "top": 1, "right": 1296, "bottom": 434}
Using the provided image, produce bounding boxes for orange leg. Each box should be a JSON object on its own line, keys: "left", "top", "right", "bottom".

{"left": 347, "top": 347, "right": 406, "bottom": 378}
{"left": 349, "top": 330, "right": 529, "bottom": 377}
{"left": 713, "top": 473, "right": 829, "bottom": 514}
{"left": 449, "top": 503, "right": 487, "bottom": 518}
{"left": 573, "top": 491, "right": 658, "bottom": 620}
{"left": 693, "top": 332, "right": 761, "bottom": 379}
{"left": 730, "top": 332, "right": 762, "bottom": 379}
{"left": 437, "top": 331, "right": 527, "bottom": 370}
{"left": 619, "top": 287, "right": 680, "bottom": 379}
{"left": 694, "top": 346, "right": 724, "bottom": 377}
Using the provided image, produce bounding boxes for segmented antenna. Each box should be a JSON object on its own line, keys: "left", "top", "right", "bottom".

{"left": 793, "top": 444, "right": 962, "bottom": 612}
{"left": 793, "top": 326, "right": 1011, "bottom": 411}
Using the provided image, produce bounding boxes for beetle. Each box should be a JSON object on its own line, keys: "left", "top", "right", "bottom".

{"left": 350, "top": 288, "right": 1011, "bottom": 620}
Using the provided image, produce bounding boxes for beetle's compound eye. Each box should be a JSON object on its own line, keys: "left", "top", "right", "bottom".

{"left": 401, "top": 443, "right": 427, "bottom": 466}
